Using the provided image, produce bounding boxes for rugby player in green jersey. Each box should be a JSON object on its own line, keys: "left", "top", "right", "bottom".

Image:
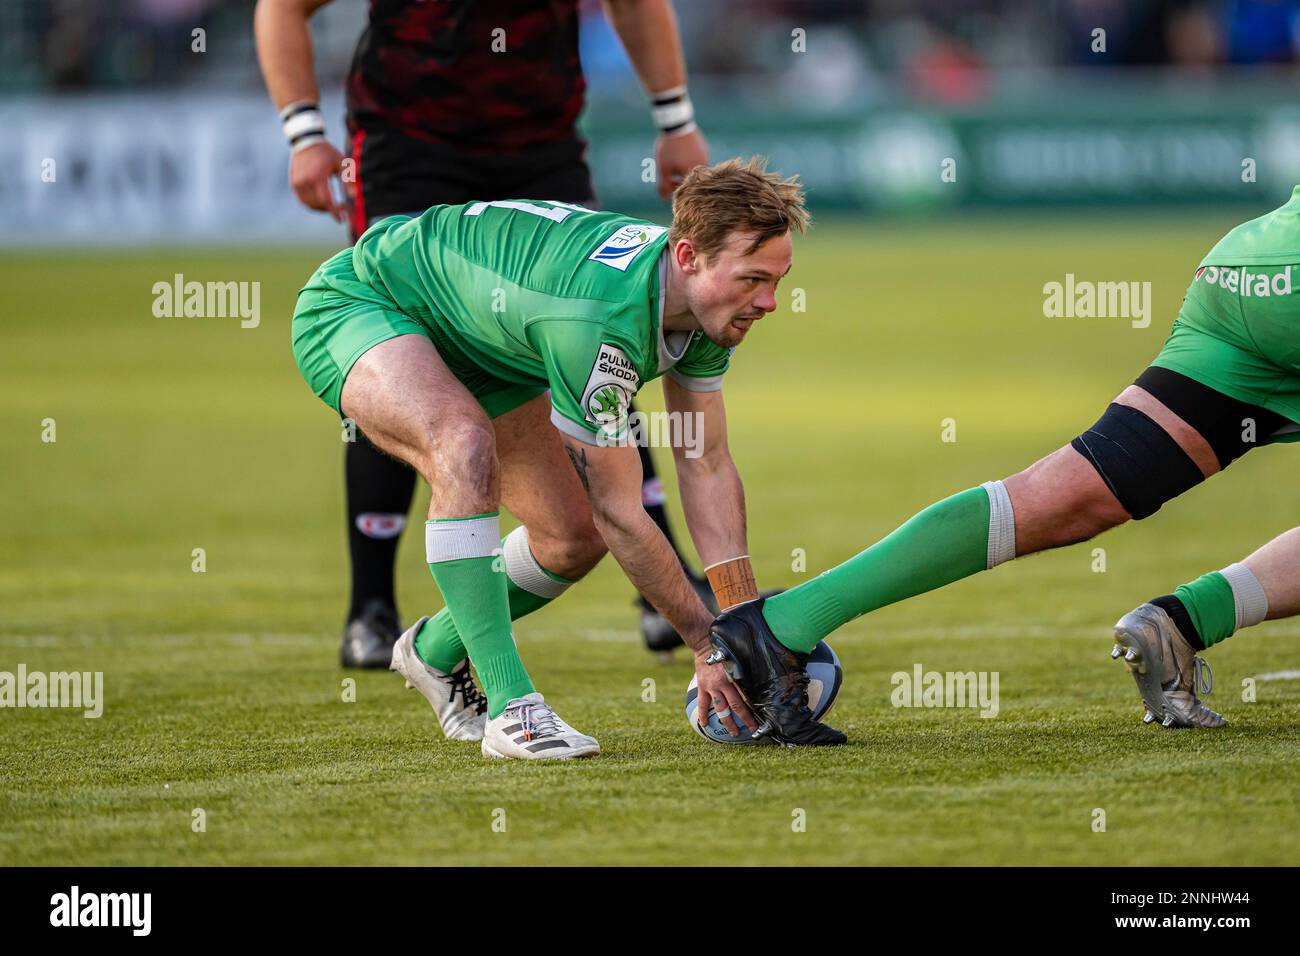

{"left": 292, "top": 158, "right": 842, "bottom": 758}
{"left": 711, "top": 188, "right": 1300, "bottom": 737}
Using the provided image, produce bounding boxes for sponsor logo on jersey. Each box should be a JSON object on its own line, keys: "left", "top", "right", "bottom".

{"left": 581, "top": 343, "right": 639, "bottom": 435}
{"left": 1197, "top": 264, "right": 1293, "bottom": 297}
{"left": 588, "top": 224, "right": 667, "bottom": 272}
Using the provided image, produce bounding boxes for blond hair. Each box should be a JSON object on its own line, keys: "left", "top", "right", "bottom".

{"left": 668, "top": 156, "right": 809, "bottom": 261}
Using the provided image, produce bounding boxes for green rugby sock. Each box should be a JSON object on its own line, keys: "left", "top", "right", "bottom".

{"left": 763, "top": 484, "right": 1015, "bottom": 653}
{"left": 416, "top": 526, "right": 573, "bottom": 672}
{"left": 425, "top": 514, "right": 534, "bottom": 718}
{"left": 1173, "top": 573, "right": 1236, "bottom": 649}
{"left": 1174, "top": 563, "right": 1269, "bottom": 649}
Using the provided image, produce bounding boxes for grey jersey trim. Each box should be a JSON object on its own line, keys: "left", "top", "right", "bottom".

{"left": 550, "top": 406, "right": 604, "bottom": 446}
{"left": 655, "top": 249, "right": 692, "bottom": 373}
{"left": 667, "top": 369, "right": 724, "bottom": 392}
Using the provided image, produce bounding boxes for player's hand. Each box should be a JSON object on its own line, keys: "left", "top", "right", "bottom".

{"left": 654, "top": 128, "right": 709, "bottom": 200}
{"left": 289, "top": 141, "right": 352, "bottom": 223}
{"left": 694, "top": 649, "right": 757, "bottom": 737}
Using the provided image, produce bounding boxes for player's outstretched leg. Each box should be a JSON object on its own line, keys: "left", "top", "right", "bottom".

{"left": 342, "top": 335, "right": 598, "bottom": 760}
{"left": 1112, "top": 526, "right": 1300, "bottom": 728}
{"left": 740, "top": 381, "right": 1230, "bottom": 658}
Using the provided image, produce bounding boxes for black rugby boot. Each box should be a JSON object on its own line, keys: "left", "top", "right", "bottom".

{"left": 707, "top": 598, "right": 846, "bottom": 746}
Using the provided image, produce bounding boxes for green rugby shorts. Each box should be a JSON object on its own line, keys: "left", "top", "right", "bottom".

{"left": 291, "top": 247, "right": 544, "bottom": 419}
{"left": 1151, "top": 263, "right": 1300, "bottom": 432}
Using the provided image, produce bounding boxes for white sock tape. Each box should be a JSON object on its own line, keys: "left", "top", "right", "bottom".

{"left": 503, "top": 526, "right": 570, "bottom": 600}
{"left": 1220, "top": 562, "right": 1269, "bottom": 630}
{"left": 982, "top": 480, "right": 1017, "bottom": 569}
{"left": 425, "top": 514, "right": 501, "bottom": 564}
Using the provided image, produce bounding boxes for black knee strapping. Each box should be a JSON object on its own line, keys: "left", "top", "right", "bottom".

{"left": 1070, "top": 403, "right": 1205, "bottom": 519}
{"left": 1134, "top": 366, "right": 1290, "bottom": 469}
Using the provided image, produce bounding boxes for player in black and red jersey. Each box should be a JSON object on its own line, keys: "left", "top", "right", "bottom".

{"left": 255, "top": 0, "right": 713, "bottom": 667}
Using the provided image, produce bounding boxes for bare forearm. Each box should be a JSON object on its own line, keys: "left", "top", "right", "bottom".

{"left": 254, "top": 0, "right": 324, "bottom": 108}
{"left": 677, "top": 456, "right": 748, "bottom": 568}
{"left": 595, "top": 509, "right": 712, "bottom": 653}
{"left": 601, "top": 0, "right": 686, "bottom": 92}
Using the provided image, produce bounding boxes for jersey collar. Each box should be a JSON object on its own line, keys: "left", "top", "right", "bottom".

{"left": 655, "top": 247, "right": 692, "bottom": 373}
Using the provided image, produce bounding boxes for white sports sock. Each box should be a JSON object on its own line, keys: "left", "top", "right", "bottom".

{"left": 1219, "top": 562, "right": 1269, "bottom": 630}
{"left": 982, "top": 480, "right": 1017, "bottom": 569}
{"left": 425, "top": 514, "right": 500, "bottom": 563}
{"left": 503, "top": 526, "right": 570, "bottom": 599}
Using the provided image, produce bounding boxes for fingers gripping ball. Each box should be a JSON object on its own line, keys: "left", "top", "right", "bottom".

{"left": 685, "top": 641, "right": 842, "bottom": 744}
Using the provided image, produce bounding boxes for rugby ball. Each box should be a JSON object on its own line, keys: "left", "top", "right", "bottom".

{"left": 684, "top": 640, "right": 842, "bottom": 744}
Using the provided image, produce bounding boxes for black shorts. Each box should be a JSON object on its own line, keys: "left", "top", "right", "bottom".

{"left": 347, "top": 125, "right": 598, "bottom": 240}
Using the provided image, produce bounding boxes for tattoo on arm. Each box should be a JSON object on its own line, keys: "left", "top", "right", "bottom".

{"left": 565, "top": 444, "right": 591, "bottom": 492}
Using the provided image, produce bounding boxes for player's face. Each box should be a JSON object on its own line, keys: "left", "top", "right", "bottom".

{"left": 689, "top": 230, "right": 793, "bottom": 348}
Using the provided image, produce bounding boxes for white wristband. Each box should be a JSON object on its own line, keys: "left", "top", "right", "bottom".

{"left": 290, "top": 133, "right": 328, "bottom": 154}
{"left": 650, "top": 86, "right": 695, "bottom": 135}
{"left": 280, "top": 101, "right": 327, "bottom": 152}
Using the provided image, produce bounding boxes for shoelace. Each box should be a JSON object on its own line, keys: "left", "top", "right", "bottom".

{"left": 1193, "top": 656, "right": 1214, "bottom": 697}
{"left": 519, "top": 702, "right": 564, "bottom": 742}
{"left": 448, "top": 667, "right": 487, "bottom": 714}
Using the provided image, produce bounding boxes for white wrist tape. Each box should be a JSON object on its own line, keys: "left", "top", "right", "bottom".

{"left": 280, "top": 101, "right": 327, "bottom": 153}
{"left": 650, "top": 86, "right": 696, "bottom": 135}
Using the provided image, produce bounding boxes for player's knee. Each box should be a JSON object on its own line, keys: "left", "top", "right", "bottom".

{"left": 421, "top": 418, "right": 498, "bottom": 486}
{"left": 1069, "top": 402, "right": 1206, "bottom": 522}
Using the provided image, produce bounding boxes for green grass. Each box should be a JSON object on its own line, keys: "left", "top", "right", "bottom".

{"left": 2, "top": 213, "right": 1298, "bottom": 865}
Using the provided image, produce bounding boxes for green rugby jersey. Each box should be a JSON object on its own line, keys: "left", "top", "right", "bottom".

{"left": 349, "top": 200, "right": 731, "bottom": 443}
{"left": 1200, "top": 185, "right": 1300, "bottom": 266}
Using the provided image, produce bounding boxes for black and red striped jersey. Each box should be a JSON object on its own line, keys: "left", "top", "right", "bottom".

{"left": 345, "top": 0, "right": 586, "bottom": 155}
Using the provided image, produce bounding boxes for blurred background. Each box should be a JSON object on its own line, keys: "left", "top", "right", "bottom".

{"left": 4, "top": 0, "right": 1300, "bottom": 243}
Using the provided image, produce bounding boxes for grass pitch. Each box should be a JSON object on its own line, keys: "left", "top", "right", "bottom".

{"left": 2, "top": 211, "right": 1298, "bottom": 866}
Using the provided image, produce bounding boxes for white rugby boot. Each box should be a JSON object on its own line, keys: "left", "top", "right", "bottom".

{"left": 1111, "top": 603, "right": 1227, "bottom": 729}
{"left": 481, "top": 692, "right": 600, "bottom": 760}
{"left": 389, "top": 616, "right": 488, "bottom": 741}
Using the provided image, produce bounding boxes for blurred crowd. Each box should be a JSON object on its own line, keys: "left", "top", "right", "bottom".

{"left": 4, "top": 0, "right": 1299, "bottom": 99}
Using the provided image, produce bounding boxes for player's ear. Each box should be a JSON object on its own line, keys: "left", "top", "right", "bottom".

{"left": 674, "top": 238, "right": 701, "bottom": 274}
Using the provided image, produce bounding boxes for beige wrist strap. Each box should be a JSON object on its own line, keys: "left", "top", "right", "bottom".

{"left": 705, "top": 556, "right": 758, "bottom": 610}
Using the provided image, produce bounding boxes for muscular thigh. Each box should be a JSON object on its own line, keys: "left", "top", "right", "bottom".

{"left": 340, "top": 333, "right": 492, "bottom": 476}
